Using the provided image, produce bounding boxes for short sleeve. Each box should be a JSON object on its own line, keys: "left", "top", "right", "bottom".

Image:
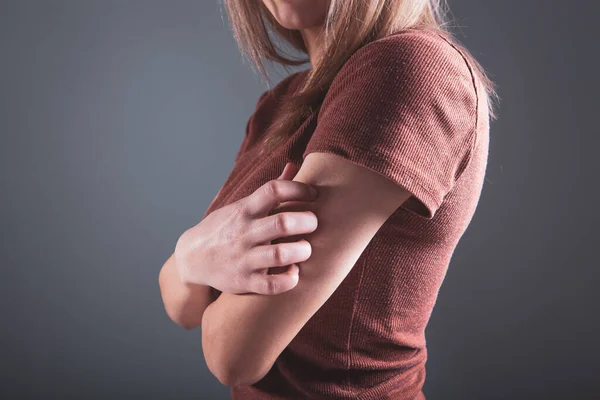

{"left": 302, "top": 31, "right": 478, "bottom": 219}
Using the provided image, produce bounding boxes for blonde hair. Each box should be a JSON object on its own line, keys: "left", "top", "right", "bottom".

{"left": 223, "top": 0, "right": 499, "bottom": 156}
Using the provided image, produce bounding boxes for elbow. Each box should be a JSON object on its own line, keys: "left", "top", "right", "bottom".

{"left": 158, "top": 265, "right": 202, "bottom": 330}
{"left": 202, "top": 313, "right": 269, "bottom": 386}
{"left": 209, "top": 364, "right": 242, "bottom": 387}
{"left": 161, "top": 294, "right": 202, "bottom": 330}
{"left": 202, "top": 319, "right": 241, "bottom": 386}
{"left": 221, "top": 364, "right": 268, "bottom": 387}
{"left": 180, "top": 321, "right": 199, "bottom": 331}
{"left": 161, "top": 304, "right": 194, "bottom": 330}
{"left": 235, "top": 370, "right": 269, "bottom": 387}
{"left": 203, "top": 338, "right": 238, "bottom": 386}
{"left": 171, "top": 313, "right": 200, "bottom": 330}
{"left": 207, "top": 359, "right": 267, "bottom": 387}
{"left": 205, "top": 349, "right": 270, "bottom": 387}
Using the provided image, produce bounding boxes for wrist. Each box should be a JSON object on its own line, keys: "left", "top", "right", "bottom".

{"left": 173, "top": 232, "right": 209, "bottom": 287}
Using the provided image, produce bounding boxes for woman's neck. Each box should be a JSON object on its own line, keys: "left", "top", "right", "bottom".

{"left": 300, "top": 25, "right": 325, "bottom": 67}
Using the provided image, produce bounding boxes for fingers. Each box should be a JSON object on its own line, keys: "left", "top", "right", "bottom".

{"left": 244, "top": 239, "right": 312, "bottom": 271}
{"left": 277, "top": 162, "right": 299, "bottom": 181}
{"left": 244, "top": 179, "right": 318, "bottom": 217}
{"left": 248, "top": 210, "right": 318, "bottom": 245}
{"left": 246, "top": 264, "right": 300, "bottom": 295}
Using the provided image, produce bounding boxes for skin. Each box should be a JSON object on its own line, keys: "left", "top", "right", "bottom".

{"left": 160, "top": 0, "right": 414, "bottom": 386}
{"left": 158, "top": 164, "right": 318, "bottom": 328}
{"left": 261, "top": 0, "right": 330, "bottom": 65}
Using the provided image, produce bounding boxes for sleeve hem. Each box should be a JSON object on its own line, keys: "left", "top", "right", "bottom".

{"left": 303, "top": 141, "right": 443, "bottom": 219}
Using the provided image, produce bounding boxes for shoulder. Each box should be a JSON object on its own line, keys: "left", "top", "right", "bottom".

{"left": 257, "top": 69, "right": 310, "bottom": 107}
{"left": 321, "top": 28, "right": 478, "bottom": 123}
{"left": 248, "top": 69, "right": 309, "bottom": 135}
{"left": 337, "top": 28, "right": 476, "bottom": 93}
{"left": 355, "top": 28, "right": 469, "bottom": 69}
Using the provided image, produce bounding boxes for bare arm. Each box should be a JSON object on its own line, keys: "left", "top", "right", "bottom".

{"left": 159, "top": 164, "right": 319, "bottom": 330}
{"left": 158, "top": 254, "right": 215, "bottom": 330}
{"left": 200, "top": 152, "right": 413, "bottom": 386}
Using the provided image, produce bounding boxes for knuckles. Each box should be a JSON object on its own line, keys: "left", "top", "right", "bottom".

{"left": 274, "top": 213, "right": 294, "bottom": 235}
{"left": 272, "top": 245, "right": 287, "bottom": 265}
{"left": 264, "top": 180, "right": 282, "bottom": 200}
{"left": 264, "top": 278, "right": 278, "bottom": 295}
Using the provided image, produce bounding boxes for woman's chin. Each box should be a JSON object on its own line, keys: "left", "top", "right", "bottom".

{"left": 273, "top": 13, "right": 307, "bottom": 30}
{"left": 265, "top": 1, "right": 326, "bottom": 30}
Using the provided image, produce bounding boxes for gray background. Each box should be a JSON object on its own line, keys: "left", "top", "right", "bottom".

{"left": 1, "top": 1, "right": 598, "bottom": 399}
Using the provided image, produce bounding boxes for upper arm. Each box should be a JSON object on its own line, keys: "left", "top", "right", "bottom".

{"left": 201, "top": 151, "right": 412, "bottom": 385}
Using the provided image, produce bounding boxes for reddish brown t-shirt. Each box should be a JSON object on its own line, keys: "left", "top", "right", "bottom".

{"left": 202, "top": 28, "right": 490, "bottom": 400}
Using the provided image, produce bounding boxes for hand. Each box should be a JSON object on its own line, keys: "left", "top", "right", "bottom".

{"left": 174, "top": 162, "right": 319, "bottom": 295}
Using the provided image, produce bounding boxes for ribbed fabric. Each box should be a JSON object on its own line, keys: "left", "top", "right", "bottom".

{"left": 203, "top": 28, "right": 490, "bottom": 400}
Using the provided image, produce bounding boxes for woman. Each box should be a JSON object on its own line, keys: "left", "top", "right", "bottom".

{"left": 159, "top": 0, "right": 498, "bottom": 399}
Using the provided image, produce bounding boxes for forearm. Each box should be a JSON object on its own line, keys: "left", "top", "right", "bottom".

{"left": 200, "top": 271, "right": 325, "bottom": 386}
{"left": 201, "top": 290, "right": 288, "bottom": 386}
{"left": 158, "top": 254, "right": 215, "bottom": 330}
